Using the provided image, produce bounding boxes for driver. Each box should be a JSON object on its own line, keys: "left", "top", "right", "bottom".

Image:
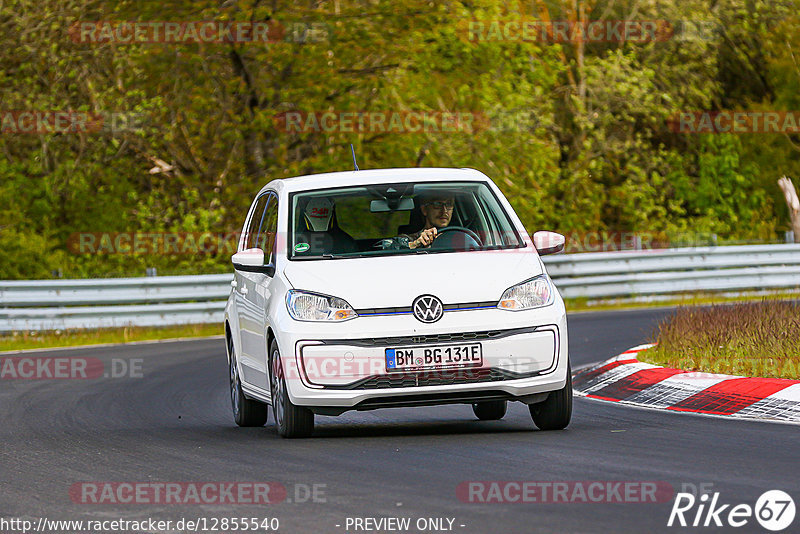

{"left": 402, "top": 193, "right": 455, "bottom": 249}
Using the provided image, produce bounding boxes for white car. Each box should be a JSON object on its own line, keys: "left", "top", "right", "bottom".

{"left": 224, "top": 168, "right": 570, "bottom": 438}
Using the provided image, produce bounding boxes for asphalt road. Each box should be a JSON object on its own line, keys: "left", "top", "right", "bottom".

{"left": 1, "top": 308, "right": 797, "bottom": 534}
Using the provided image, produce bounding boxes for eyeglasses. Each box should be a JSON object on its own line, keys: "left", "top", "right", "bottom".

{"left": 426, "top": 200, "right": 454, "bottom": 211}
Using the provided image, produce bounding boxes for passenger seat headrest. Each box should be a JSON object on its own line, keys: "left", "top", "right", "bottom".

{"left": 304, "top": 198, "right": 334, "bottom": 231}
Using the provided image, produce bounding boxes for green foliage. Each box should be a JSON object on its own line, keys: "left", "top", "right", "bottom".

{"left": 0, "top": 0, "right": 795, "bottom": 279}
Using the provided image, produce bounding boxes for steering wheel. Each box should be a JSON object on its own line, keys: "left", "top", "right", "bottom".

{"left": 431, "top": 226, "right": 483, "bottom": 249}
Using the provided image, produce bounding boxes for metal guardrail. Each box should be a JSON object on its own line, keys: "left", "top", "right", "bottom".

{"left": 1, "top": 244, "right": 799, "bottom": 332}
{"left": 543, "top": 244, "right": 800, "bottom": 299}
{"left": 0, "top": 275, "right": 232, "bottom": 332}
{"left": 0, "top": 274, "right": 231, "bottom": 307}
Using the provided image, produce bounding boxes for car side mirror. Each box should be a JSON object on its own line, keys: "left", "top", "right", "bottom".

{"left": 533, "top": 231, "right": 565, "bottom": 255}
{"left": 232, "top": 248, "right": 275, "bottom": 275}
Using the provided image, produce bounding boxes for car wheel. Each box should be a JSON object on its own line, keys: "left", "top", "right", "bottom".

{"left": 229, "top": 336, "right": 268, "bottom": 427}
{"left": 529, "top": 362, "right": 572, "bottom": 430}
{"left": 269, "top": 340, "right": 314, "bottom": 438}
{"left": 472, "top": 400, "right": 507, "bottom": 420}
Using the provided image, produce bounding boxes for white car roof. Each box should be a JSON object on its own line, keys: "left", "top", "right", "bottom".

{"left": 259, "top": 167, "right": 490, "bottom": 196}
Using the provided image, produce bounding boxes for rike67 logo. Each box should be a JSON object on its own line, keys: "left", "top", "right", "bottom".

{"left": 668, "top": 489, "right": 795, "bottom": 531}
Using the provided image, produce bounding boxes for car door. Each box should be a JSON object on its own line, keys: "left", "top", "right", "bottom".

{"left": 236, "top": 192, "right": 279, "bottom": 392}
{"left": 234, "top": 193, "right": 269, "bottom": 390}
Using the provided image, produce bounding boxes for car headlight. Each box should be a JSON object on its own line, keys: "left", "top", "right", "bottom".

{"left": 497, "top": 275, "right": 554, "bottom": 311}
{"left": 286, "top": 290, "right": 358, "bottom": 322}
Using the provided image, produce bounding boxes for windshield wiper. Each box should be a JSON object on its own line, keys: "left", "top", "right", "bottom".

{"left": 322, "top": 253, "right": 367, "bottom": 259}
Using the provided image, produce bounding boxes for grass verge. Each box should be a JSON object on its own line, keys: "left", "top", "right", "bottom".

{"left": 0, "top": 323, "right": 223, "bottom": 352}
{"left": 639, "top": 300, "right": 800, "bottom": 380}
{"left": 564, "top": 290, "right": 800, "bottom": 313}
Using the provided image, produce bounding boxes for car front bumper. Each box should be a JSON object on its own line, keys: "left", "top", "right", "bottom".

{"left": 272, "top": 300, "right": 569, "bottom": 412}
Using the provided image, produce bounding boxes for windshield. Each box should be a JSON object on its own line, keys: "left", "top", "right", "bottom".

{"left": 288, "top": 181, "right": 524, "bottom": 259}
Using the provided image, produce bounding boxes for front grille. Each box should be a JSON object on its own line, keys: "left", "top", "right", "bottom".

{"left": 306, "top": 326, "right": 553, "bottom": 389}
{"left": 364, "top": 331, "right": 503, "bottom": 345}
{"left": 321, "top": 326, "right": 537, "bottom": 347}
{"left": 330, "top": 368, "right": 538, "bottom": 390}
{"left": 354, "top": 301, "right": 496, "bottom": 316}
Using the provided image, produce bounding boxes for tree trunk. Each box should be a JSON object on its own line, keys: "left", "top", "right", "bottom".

{"left": 778, "top": 176, "right": 800, "bottom": 243}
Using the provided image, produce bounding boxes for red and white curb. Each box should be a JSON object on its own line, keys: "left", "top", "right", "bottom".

{"left": 573, "top": 344, "right": 800, "bottom": 423}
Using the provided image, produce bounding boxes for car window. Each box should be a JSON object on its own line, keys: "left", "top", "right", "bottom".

{"left": 257, "top": 194, "right": 279, "bottom": 265}
{"left": 288, "top": 181, "right": 523, "bottom": 259}
{"left": 335, "top": 196, "right": 409, "bottom": 239}
{"left": 477, "top": 186, "right": 518, "bottom": 246}
{"left": 243, "top": 194, "right": 269, "bottom": 251}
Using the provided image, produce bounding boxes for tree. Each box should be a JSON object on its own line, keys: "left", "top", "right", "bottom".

{"left": 778, "top": 176, "right": 800, "bottom": 242}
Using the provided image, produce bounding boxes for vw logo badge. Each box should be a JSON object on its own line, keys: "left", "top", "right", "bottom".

{"left": 412, "top": 294, "right": 444, "bottom": 323}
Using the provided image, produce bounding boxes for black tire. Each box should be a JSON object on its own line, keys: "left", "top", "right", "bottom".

{"left": 472, "top": 400, "right": 507, "bottom": 420}
{"left": 269, "top": 340, "right": 314, "bottom": 438}
{"left": 228, "top": 336, "right": 268, "bottom": 427}
{"left": 529, "top": 362, "right": 572, "bottom": 430}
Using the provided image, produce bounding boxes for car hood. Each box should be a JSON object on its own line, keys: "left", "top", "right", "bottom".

{"left": 282, "top": 249, "right": 543, "bottom": 309}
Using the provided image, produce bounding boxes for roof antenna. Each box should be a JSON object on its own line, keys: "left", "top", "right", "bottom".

{"left": 350, "top": 143, "right": 359, "bottom": 171}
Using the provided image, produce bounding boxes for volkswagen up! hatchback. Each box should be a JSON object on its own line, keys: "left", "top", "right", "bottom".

{"left": 224, "top": 168, "right": 570, "bottom": 437}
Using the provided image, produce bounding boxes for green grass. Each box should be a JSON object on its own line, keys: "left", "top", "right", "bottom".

{"left": 0, "top": 323, "right": 223, "bottom": 352}
{"left": 563, "top": 290, "right": 800, "bottom": 313}
{"left": 640, "top": 300, "right": 800, "bottom": 380}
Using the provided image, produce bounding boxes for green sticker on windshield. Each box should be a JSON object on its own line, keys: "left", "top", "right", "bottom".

{"left": 294, "top": 243, "right": 310, "bottom": 253}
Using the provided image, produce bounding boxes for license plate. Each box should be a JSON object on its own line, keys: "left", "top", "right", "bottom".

{"left": 385, "top": 343, "right": 482, "bottom": 372}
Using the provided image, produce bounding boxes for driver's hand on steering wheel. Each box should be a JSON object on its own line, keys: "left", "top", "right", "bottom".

{"left": 409, "top": 227, "right": 437, "bottom": 249}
